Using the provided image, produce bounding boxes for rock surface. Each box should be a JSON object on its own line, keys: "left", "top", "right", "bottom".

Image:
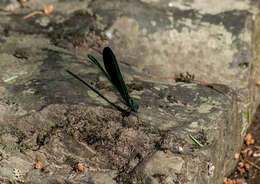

{"left": 0, "top": 0, "right": 256, "bottom": 184}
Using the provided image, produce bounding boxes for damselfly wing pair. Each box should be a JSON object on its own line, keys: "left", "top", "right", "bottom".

{"left": 67, "top": 47, "right": 138, "bottom": 116}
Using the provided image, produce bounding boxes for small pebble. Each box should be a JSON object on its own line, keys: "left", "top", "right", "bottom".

{"left": 35, "top": 161, "right": 42, "bottom": 169}
{"left": 76, "top": 163, "right": 84, "bottom": 172}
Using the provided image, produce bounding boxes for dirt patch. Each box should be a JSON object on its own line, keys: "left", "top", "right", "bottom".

{"left": 6, "top": 103, "right": 176, "bottom": 183}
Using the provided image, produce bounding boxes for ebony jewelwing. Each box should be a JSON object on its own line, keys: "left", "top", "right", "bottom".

{"left": 67, "top": 47, "right": 138, "bottom": 116}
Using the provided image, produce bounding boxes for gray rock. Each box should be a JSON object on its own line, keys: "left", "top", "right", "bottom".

{"left": 0, "top": 0, "right": 256, "bottom": 184}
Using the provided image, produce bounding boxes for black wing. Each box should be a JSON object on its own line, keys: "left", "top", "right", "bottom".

{"left": 102, "top": 47, "right": 131, "bottom": 106}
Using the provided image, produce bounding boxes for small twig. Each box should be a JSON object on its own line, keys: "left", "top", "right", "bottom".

{"left": 189, "top": 134, "right": 204, "bottom": 148}
{"left": 23, "top": 5, "right": 53, "bottom": 19}
{"left": 134, "top": 75, "right": 243, "bottom": 98}
{"left": 244, "top": 159, "right": 260, "bottom": 170}
{"left": 3, "top": 75, "right": 19, "bottom": 82}
{"left": 23, "top": 10, "right": 43, "bottom": 19}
